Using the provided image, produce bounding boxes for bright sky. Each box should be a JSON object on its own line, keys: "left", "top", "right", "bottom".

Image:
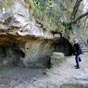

{"left": 83, "top": 0, "right": 88, "bottom": 12}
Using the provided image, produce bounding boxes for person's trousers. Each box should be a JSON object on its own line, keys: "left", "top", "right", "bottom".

{"left": 75, "top": 55, "right": 81, "bottom": 67}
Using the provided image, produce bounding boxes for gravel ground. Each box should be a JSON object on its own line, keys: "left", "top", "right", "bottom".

{"left": 0, "top": 53, "right": 88, "bottom": 88}
{"left": 0, "top": 67, "right": 46, "bottom": 88}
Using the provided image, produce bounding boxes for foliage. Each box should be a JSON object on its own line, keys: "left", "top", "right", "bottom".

{"left": 53, "top": 85, "right": 60, "bottom": 88}
{"left": 33, "top": 0, "right": 47, "bottom": 10}
{"left": 33, "top": 0, "right": 64, "bottom": 32}
{"left": 62, "top": 21, "right": 73, "bottom": 30}
{"left": 0, "top": 0, "right": 14, "bottom": 8}
{"left": 59, "top": 23, "right": 66, "bottom": 33}
{"left": 64, "top": 5, "right": 73, "bottom": 13}
{"left": 24, "top": 0, "right": 35, "bottom": 10}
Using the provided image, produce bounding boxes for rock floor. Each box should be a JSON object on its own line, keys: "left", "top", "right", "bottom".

{"left": 0, "top": 53, "right": 88, "bottom": 88}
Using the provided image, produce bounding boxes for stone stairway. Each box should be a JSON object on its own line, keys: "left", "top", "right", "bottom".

{"left": 82, "top": 47, "right": 88, "bottom": 52}
{"left": 79, "top": 38, "right": 88, "bottom": 52}
{"left": 79, "top": 39, "right": 88, "bottom": 52}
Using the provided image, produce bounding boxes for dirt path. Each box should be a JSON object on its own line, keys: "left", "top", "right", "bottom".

{"left": 0, "top": 53, "right": 88, "bottom": 88}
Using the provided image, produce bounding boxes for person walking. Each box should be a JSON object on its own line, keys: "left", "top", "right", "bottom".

{"left": 73, "top": 38, "right": 83, "bottom": 69}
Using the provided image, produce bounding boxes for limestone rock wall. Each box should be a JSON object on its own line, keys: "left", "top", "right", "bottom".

{"left": 0, "top": 0, "right": 73, "bottom": 67}
{"left": 0, "top": 0, "right": 54, "bottom": 67}
{"left": 0, "top": 34, "right": 73, "bottom": 68}
{"left": 0, "top": 0, "right": 53, "bottom": 39}
{"left": 21, "top": 39, "right": 53, "bottom": 67}
{"left": 0, "top": 35, "right": 53, "bottom": 67}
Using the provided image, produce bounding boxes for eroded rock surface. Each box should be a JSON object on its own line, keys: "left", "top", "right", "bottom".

{"left": 0, "top": 0, "right": 73, "bottom": 67}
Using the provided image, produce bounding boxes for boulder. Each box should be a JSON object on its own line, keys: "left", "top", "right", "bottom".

{"left": 51, "top": 52, "right": 65, "bottom": 67}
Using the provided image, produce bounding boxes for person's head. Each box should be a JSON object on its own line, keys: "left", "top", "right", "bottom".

{"left": 74, "top": 38, "right": 78, "bottom": 43}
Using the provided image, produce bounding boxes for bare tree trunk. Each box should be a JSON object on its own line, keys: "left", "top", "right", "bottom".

{"left": 70, "top": 0, "right": 83, "bottom": 20}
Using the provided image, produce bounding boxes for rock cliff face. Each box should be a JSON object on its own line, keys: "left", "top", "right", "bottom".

{"left": 0, "top": 0, "right": 72, "bottom": 67}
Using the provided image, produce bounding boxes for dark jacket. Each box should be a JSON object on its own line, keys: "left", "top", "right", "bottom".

{"left": 73, "top": 43, "right": 83, "bottom": 55}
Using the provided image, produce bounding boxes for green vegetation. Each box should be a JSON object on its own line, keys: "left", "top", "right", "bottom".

{"left": 33, "top": 0, "right": 63, "bottom": 31}
{"left": 0, "top": 0, "right": 14, "bottom": 8}
{"left": 53, "top": 85, "right": 60, "bottom": 88}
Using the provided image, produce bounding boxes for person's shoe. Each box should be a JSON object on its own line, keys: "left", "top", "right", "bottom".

{"left": 75, "top": 67, "right": 80, "bottom": 69}
{"left": 75, "top": 65, "right": 77, "bottom": 67}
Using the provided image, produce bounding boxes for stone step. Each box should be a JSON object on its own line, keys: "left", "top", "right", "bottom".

{"left": 82, "top": 48, "right": 88, "bottom": 52}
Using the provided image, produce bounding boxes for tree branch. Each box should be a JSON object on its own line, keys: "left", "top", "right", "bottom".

{"left": 73, "top": 11, "right": 88, "bottom": 23}
{"left": 63, "top": 11, "right": 88, "bottom": 30}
